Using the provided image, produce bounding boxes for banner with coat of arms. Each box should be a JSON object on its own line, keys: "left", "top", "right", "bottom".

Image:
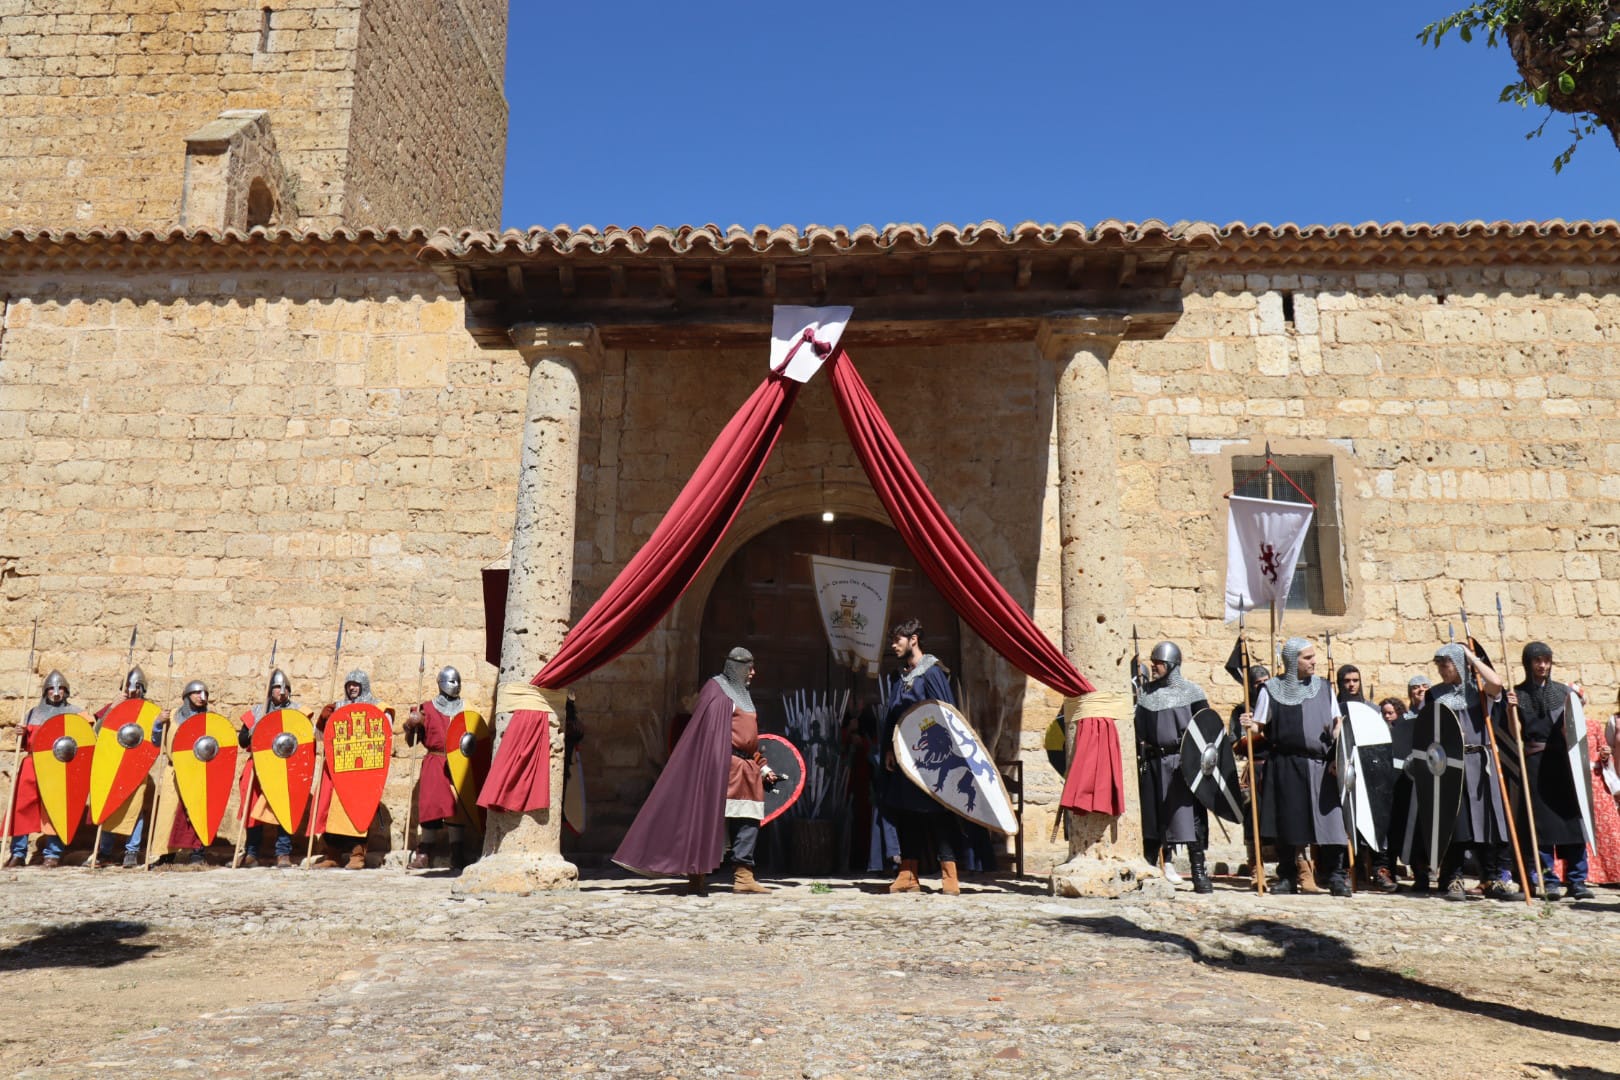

{"left": 809, "top": 555, "right": 896, "bottom": 676}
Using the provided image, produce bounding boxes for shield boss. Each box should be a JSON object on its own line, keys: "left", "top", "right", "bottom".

{"left": 458, "top": 732, "right": 478, "bottom": 756}
{"left": 1425, "top": 743, "right": 1448, "bottom": 777}
{"left": 52, "top": 735, "right": 78, "bottom": 763}
{"left": 271, "top": 731, "right": 298, "bottom": 759}
{"left": 116, "top": 722, "right": 144, "bottom": 749}
{"left": 193, "top": 735, "right": 220, "bottom": 762}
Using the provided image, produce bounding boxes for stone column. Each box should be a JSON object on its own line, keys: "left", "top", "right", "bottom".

{"left": 455, "top": 323, "right": 598, "bottom": 895}
{"left": 1036, "top": 315, "right": 1168, "bottom": 899}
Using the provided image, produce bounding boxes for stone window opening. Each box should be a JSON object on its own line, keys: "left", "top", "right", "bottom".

{"left": 1230, "top": 454, "right": 1348, "bottom": 616}
{"left": 246, "top": 177, "right": 276, "bottom": 229}
{"left": 258, "top": 8, "right": 272, "bottom": 52}
{"left": 1280, "top": 290, "right": 1295, "bottom": 327}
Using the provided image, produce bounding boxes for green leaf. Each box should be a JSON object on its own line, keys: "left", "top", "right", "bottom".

{"left": 1459, "top": 24, "right": 1473, "bottom": 42}
{"left": 1533, "top": 83, "right": 1550, "bottom": 105}
{"left": 1558, "top": 72, "right": 1576, "bottom": 94}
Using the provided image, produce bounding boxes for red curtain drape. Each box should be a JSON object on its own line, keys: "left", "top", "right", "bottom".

{"left": 829, "top": 348, "right": 1122, "bottom": 814}
{"left": 479, "top": 374, "right": 801, "bottom": 811}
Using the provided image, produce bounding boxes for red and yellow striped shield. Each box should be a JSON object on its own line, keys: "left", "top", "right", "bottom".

{"left": 31, "top": 713, "right": 96, "bottom": 843}
{"left": 324, "top": 702, "right": 392, "bottom": 832}
{"left": 446, "top": 710, "right": 491, "bottom": 828}
{"left": 89, "top": 699, "right": 163, "bottom": 825}
{"left": 170, "top": 712, "right": 240, "bottom": 845}
{"left": 250, "top": 709, "right": 316, "bottom": 831}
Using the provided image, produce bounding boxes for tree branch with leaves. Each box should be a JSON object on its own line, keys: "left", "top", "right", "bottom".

{"left": 1420, "top": 1, "right": 1620, "bottom": 170}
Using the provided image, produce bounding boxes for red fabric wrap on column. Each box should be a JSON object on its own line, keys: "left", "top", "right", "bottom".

{"left": 828, "top": 348, "right": 1123, "bottom": 813}
{"left": 1060, "top": 716, "right": 1126, "bottom": 816}
{"left": 478, "top": 374, "right": 802, "bottom": 812}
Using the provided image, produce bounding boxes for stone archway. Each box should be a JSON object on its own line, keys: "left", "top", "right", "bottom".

{"left": 694, "top": 512, "right": 962, "bottom": 729}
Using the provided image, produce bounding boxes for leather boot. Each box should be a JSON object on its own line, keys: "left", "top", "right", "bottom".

{"left": 1295, "top": 850, "right": 1322, "bottom": 894}
{"left": 685, "top": 873, "right": 709, "bottom": 897}
{"left": 346, "top": 842, "right": 367, "bottom": 870}
{"left": 732, "top": 866, "right": 769, "bottom": 894}
{"left": 314, "top": 841, "right": 342, "bottom": 869}
{"left": 1190, "top": 848, "right": 1213, "bottom": 894}
{"left": 408, "top": 845, "right": 433, "bottom": 870}
{"left": 939, "top": 860, "right": 960, "bottom": 896}
{"left": 888, "top": 858, "right": 921, "bottom": 893}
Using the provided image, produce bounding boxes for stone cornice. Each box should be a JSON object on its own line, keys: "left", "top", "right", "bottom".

{"left": 0, "top": 226, "right": 437, "bottom": 276}
{"left": 1195, "top": 219, "right": 1620, "bottom": 272}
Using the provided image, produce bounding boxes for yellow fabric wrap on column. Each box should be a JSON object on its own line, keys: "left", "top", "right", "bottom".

{"left": 1064, "top": 688, "right": 1133, "bottom": 725}
{"left": 495, "top": 683, "right": 569, "bottom": 719}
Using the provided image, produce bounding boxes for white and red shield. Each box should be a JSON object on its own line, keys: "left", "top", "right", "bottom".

{"left": 323, "top": 702, "right": 393, "bottom": 832}
{"left": 31, "top": 713, "right": 96, "bottom": 842}
{"left": 89, "top": 699, "right": 162, "bottom": 825}
{"left": 170, "top": 712, "right": 240, "bottom": 845}
{"left": 251, "top": 709, "right": 316, "bottom": 831}
{"left": 446, "top": 710, "right": 491, "bottom": 828}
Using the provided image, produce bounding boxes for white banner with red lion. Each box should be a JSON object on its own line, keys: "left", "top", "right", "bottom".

{"left": 1223, "top": 494, "right": 1314, "bottom": 622}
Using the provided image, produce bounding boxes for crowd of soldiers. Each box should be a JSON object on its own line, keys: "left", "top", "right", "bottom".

{"left": 3, "top": 665, "right": 481, "bottom": 872}
{"left": 1133, "top": 634, "right": 1610, "bottom": 901}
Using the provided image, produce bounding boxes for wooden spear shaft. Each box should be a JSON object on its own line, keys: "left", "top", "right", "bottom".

{"left": 1461, "top": 603, "right": 1532, "bottom": 908}
{"left": 1496, "top": 595, "right": 1544, "bottom": 899}
{"left": 1239, "top": 621, "right": 1265, "bottom": 894}
{"left": 143, "top": 639, "right": 176, "bottom": 870}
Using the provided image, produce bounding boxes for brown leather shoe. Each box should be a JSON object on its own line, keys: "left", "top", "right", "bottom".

{"left": 2, "top": 856, "right": 23, "bottom": 869}
{"left": 275, "top": 854, "right": 293, "bottom": 869}
{"left": 685, "top": 874, "right": 709, "bottom": 897}
{"left": 732, "top": 866, "right": 769, "bottom": 894}
{"left": 889, "top": 859, "right": 921, "bottom": 893}
{"left": 939, "top": 860, "right": 961, "bottom": 896}
{"left": 313, "top": 842, "right": 342, "bottom": 869}
{"left": 408, "top": 848, "right": 432, "bottom": 870}
{"left": 346, "top": 843, "right": 367, "bottom": 870}
{"left": 42, "top": 856, "right": 61, "bottom": 869}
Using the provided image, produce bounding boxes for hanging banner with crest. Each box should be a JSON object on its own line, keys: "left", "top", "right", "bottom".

{"left": 1223, "top": 495, "right": 1314, "bottom": 623}
{"left": 809, "top": 554, "right": 896, "bottom": 676}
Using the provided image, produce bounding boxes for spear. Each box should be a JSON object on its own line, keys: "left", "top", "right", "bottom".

{"left": 91, "top": 626, "right": 142, "bottom": 868}
{"left": 306, "top": 618, "right": 344, "bottom": 870}
{"left": 233, "top": 638, "right": 280, "bottom": 869}
{"left": 2, "top": 618, "right": 40, "bottom": 865}
{"left": 144, "top": 637, "right": 177, "bottom": 870}
{"left": 1460, "top": 601, "right": 1532, "bottom": 907}
{"left": 1493, "top": 594, "right": 1545, "bottom": 901}
{"left": 402, "top": 642, "right": 425, "bottom": 864}
{"left": 1236, "top": 615, "right": 1265, "bottom": 893}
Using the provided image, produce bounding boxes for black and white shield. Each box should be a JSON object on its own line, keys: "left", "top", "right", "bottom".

{"left": 758, "top": 734, "right": 806, "bottom": 826}
{"left": 1178, "top": 707, "right": 1245, "bottom": 825}
{"left": 1566, "top": 691, "right": 1597, "bottom": 848}
{"left": 1400, "top": 700, "right": 1466, "bottom": 869}
{"left": 1336, "top": 700, "right": 1396, "bottom": 852}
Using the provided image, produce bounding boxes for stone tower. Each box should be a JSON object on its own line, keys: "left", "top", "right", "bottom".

{"left": 0, "top": 0, "right": 507, "bottom": 230}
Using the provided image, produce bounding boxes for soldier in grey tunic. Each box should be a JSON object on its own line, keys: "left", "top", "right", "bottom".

{"left": 1135, "top": 642, "right": 1213, "bottom": 892}
{"left": 1421, "top": 642, "right": 1523, "bottom": 901}
{"left": 1242, "top": 637, "right": 1351, "bottom": 896}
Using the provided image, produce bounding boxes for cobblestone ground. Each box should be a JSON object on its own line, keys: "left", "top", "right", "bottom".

{"left": 1, "top": 866, "right": 1616, "bottom": 1079}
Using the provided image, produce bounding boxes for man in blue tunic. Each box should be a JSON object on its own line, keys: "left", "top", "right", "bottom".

{"left": 880, "top": 618, "right": 964, "bottom": 896}
{"left": 1241, "top": 637, "right": 1352, "bottom": 896}
{"left": 1135, "top": 641, "right": 1213, "bottom": 893}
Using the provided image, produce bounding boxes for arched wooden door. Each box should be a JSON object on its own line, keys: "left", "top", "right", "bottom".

{"left": 698, "top": 515, "right": 961, "bottom": 730}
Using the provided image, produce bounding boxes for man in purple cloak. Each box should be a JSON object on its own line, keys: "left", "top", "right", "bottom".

{"left": 613, "top": 647, "right": 775, "bottom": 896}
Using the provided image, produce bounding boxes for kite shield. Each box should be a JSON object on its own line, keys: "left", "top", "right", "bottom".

{"left": 1335, "top": 700, "right": 1396, "bottom": 852}
{"left": 1400, "top": 700, "right": 1466, "bottom": 869}
{"left": 1566, "top": 690, "right": 1597, "bottom": 848}
{"left": 323, "top": 702, "right": 393, "bottom": 833}
{"left": 31, "top": 713, "right": 96, "bottom": 843}
{"left": 893, "top": 700, "right": 1018, "bottom": 835}
{"left": 89, "top": 699, "right": 162, "bottom": 826}
{"left": 251, "top": 709, "right": 316, "bottom": 831}
{"left": 170, "top": 711, "right": 240, "bottom": 845}
{"left": 446, "top": 709, "right": 491, "bottom": 828}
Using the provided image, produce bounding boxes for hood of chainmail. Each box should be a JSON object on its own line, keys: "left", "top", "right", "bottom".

{"left": 1136, "top": 664, "right": 1204, "bottom": 711}
{"left": 713, "top": 672, "right": 755, "bottom": 713}
{"left": 344, "top": 669, "right": 377, "bottom": 705}
{"left": 253, "top": 698, "right": 303, "bottom": 721}
{"left": 1515, "top": 675, "right": 1568, "bottom": 729}
{"left": 432, "top": 692, "right": 465, "bottom": 716}
{"left": 1264, "top": 637, "right": 1322, "bottom": 707}
{"left": 29, "top": 681, "right": 78, "bottom": 724}
{"left": 177, "top": 698, "right": 206, "bottom": 722}
{"left": 1432, "top": 644, "right": 1471, "bottom": 712}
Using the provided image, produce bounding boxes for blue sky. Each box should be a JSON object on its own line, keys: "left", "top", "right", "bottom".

{"left": 500, "top": 2, "right": 1620, "bottom": 231}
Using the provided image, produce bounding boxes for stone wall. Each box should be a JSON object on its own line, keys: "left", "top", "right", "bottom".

{"left": 344, "top": 0, "right": 506, "bottom": 228}
{"left": 0, "top": 266, "right": 526, "bottom": 760}
{"left": 0, "top": 0, "right": 507, "bottom": 231}
{"left": 1114, "top": 263, "right": 1620, "bottom": 722}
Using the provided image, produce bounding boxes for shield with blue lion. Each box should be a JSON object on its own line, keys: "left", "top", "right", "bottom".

{"left": 892, "top": 700, "right": 1018, "bottom": 835}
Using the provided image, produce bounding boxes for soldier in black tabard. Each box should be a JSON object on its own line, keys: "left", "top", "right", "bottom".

{"left": 1240, "top": 636, "right": 1351, "bottom": 896}
{"left": 1135, "top": 641, "right": 1213, "bottom": 894}
{"left": 1505, "top": 642, "right": 1592, "bottom": 900}
{"left": 1418, "top": 643, "right": 1523, "bottom": 901}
